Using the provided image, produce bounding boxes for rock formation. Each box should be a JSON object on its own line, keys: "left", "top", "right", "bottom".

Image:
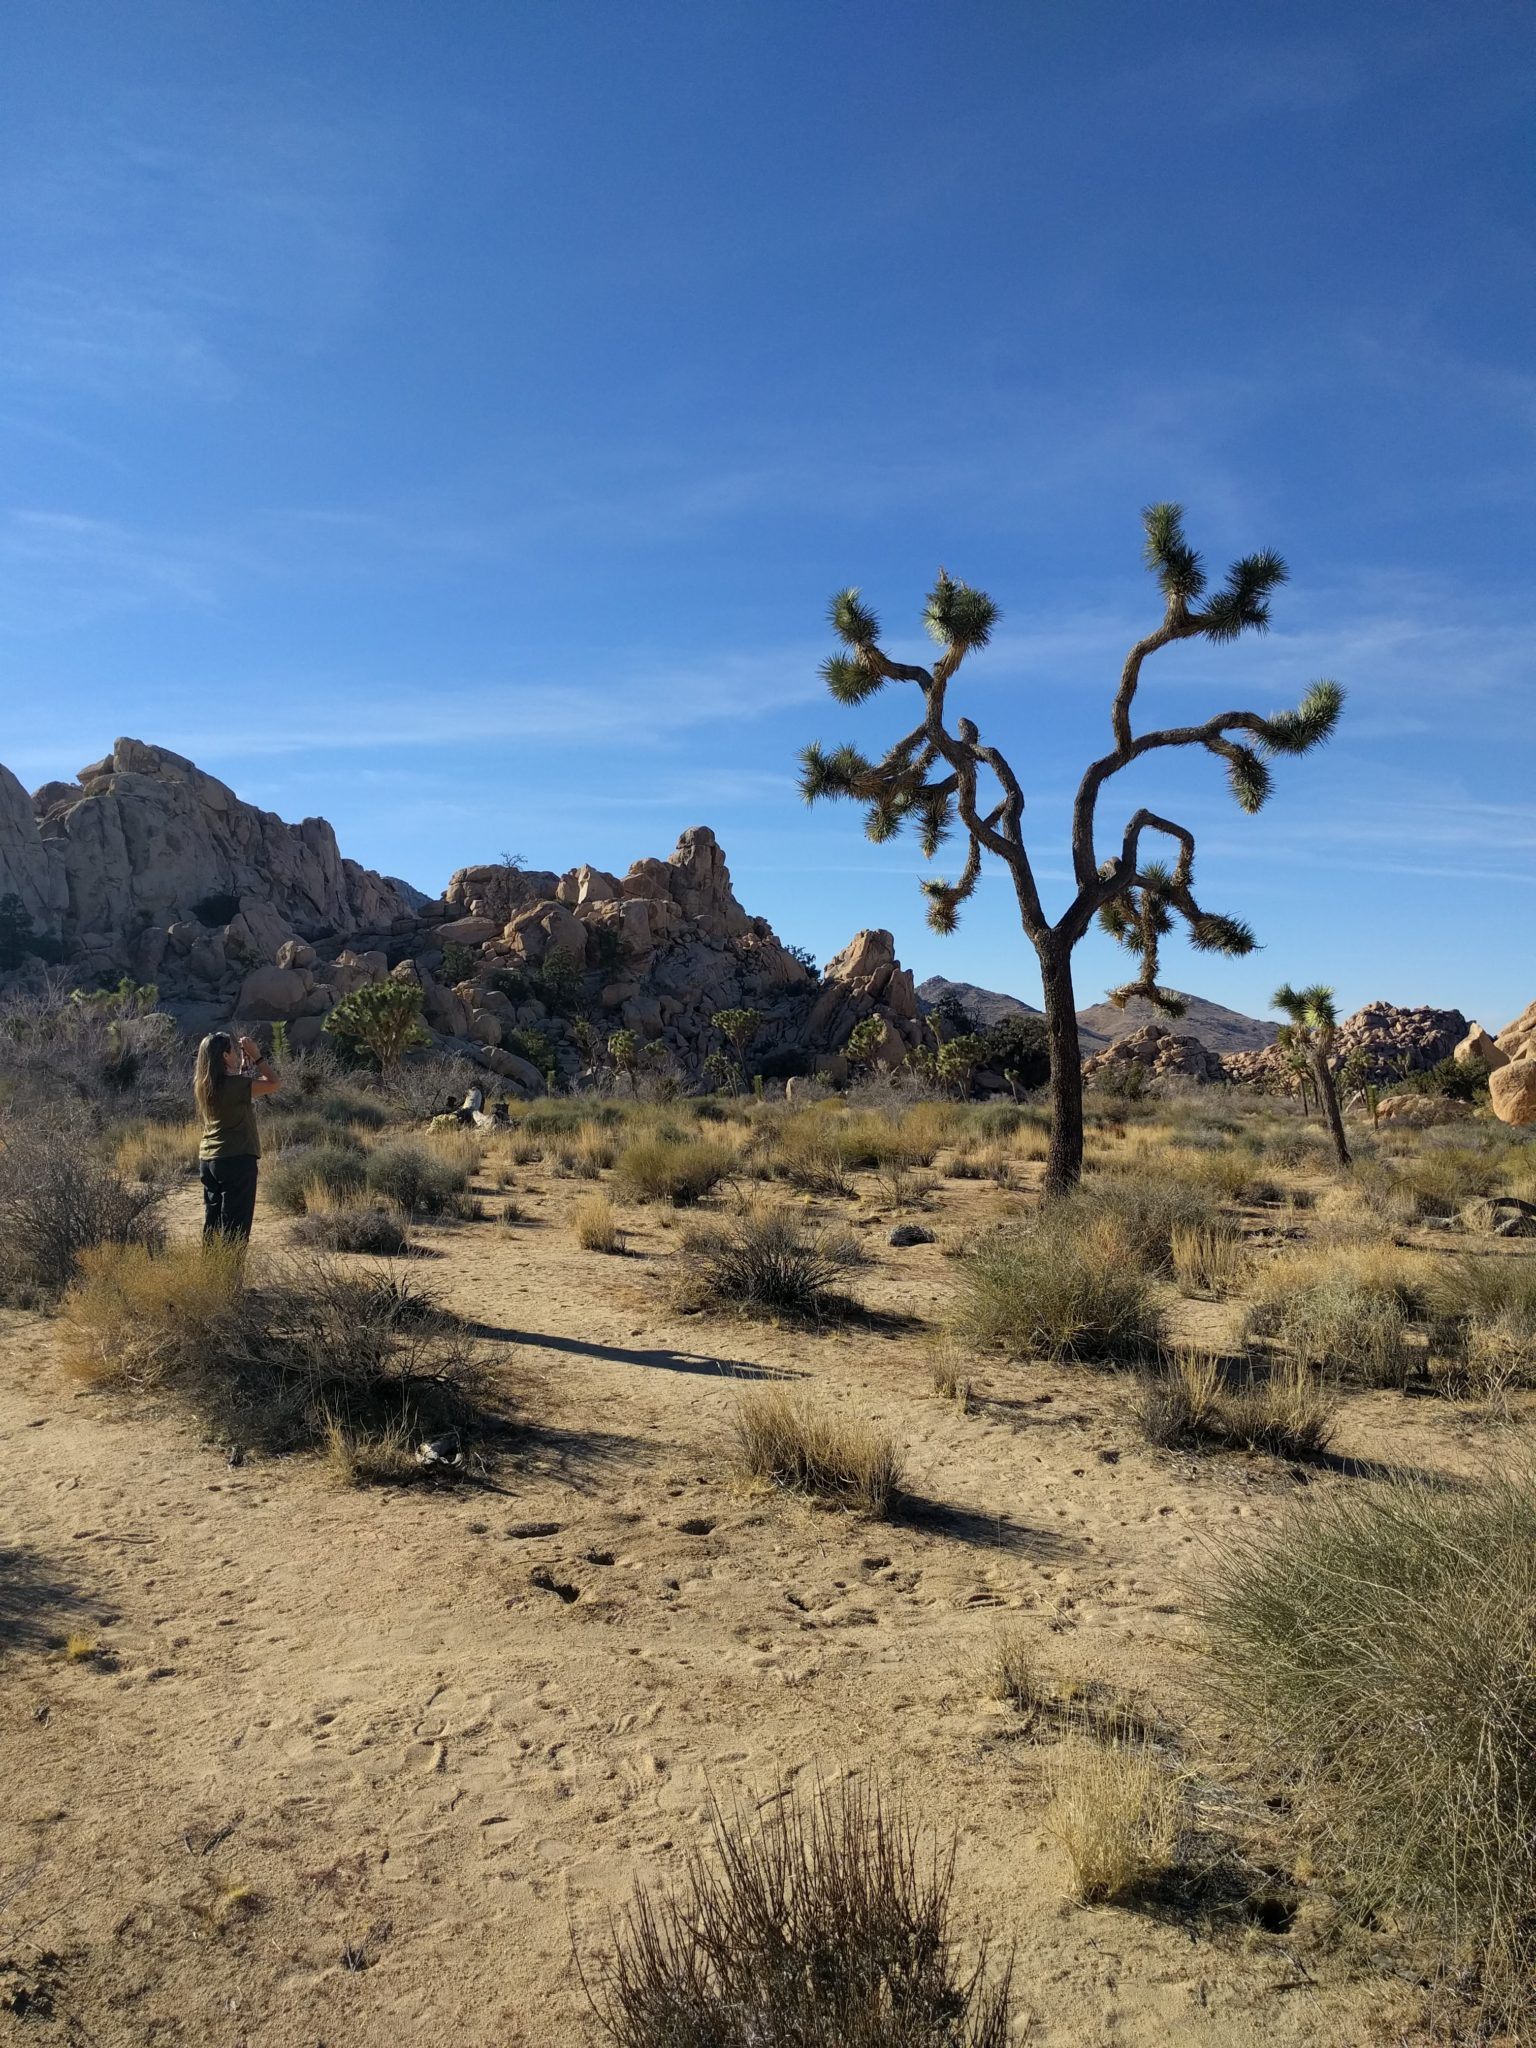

{"left": 1082, "top": 1021, "right": 1226, "bottom": 1087}
{"left": 1221, "top": 1002, "right": 1469, "bottom": 1090}
{"left": 1488, "top": 999, "right": 1536, "bottom": 1127}
{"left": 0, "top": 742, "right": 925, "bottom": 1093}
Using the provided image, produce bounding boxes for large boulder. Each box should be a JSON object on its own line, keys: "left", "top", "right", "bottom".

{"left": 1497, "top": 1000, "right": 1536, "bottom": 1067}
{"left": 1084, "top": 1021, "right": 1224, "bottom": 1085}
{"left": 0, "top": 762, "right": 67, "bottom": 932}
{"left": 1490, "top": 1060, "right": 1536, "bottom": 1128}
{"left": 433, "top": 915, "right": 499, "bottom": 947}
{"left": 1454, "top": 1023, "right": 1509, "bottom": 1071}
{"left": 236, "top": 964, "right": 311, "bottom": 1021}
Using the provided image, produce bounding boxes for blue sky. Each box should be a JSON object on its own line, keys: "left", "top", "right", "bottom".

{"left": 3, "top": 1, "right": 1532, "bottom": 1028}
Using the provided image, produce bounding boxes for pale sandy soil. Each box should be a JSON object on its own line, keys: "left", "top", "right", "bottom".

{"left": 1, "top": 1152, "right": 1521, "bottom": 2047}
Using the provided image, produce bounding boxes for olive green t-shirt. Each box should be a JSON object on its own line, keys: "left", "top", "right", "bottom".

{"left": 199, "top": 1074, "right": 260, "bottom": 1161}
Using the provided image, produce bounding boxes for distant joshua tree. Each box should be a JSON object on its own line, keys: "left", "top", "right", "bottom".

{"left": 1273, "top": 982, "right": 1351, "bottom": 1168}
{"left": 799, "top": 504, "right": 1343, "bottom": 1194}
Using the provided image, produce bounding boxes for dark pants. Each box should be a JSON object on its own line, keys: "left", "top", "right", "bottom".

{"left": 201, "top": 1156, "right": 259, "bottom": 1241}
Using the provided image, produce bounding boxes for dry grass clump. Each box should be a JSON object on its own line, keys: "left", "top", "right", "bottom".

{"left": 1137, "top": 1350, "right": 1336, "bottom": 1458}
{"left": 1076, "top": 1171, "right": 1222, "bottom": 1272}
{"left": 1245, "top": 1245, "right": 1424, "bottom": 1387}
{"left": 732, "top": 1387, "right": 902, "bottom": 1515}
{"left": 0, "top": 1119, "right": 168, "bottom": 1299}
{"left": 321, "top": 1413, "right": 422, "bottom": 1487}
{"left": 116, "top": 1118, "right": 203, "bottom": 1183}
{"left": 262, "top": 1139, "right": 367, "bottom": 1216}
{"left": 1426, "top": 1256, "right": 1536, "bottom": 1399}
{"left": 60, "top": 1241, "right": 484, "bottom": 1456}
{"left": 674, "top": 1203, "right": 863, "bottom": 1320}
{"left": 571, "top": 1193, "right": 622, "bottom": 1253}
{"left": 614, "top": 1134, "right": 734, "bottom": 1206}
{"left": 1047, "top": 1737, "right": 1180, "bottom": 1906}
{"left": 584, "top": 1777, "right": 1013, "bottom": 2047}
{"left": 1208, "top": 1470, "right": 1536, "bottom": 2024}
{"left": 363, "top": 1135, "right": 472, "bottom": 1215}
{"left": 1169, "top": 1221, "right": 1248, "bottom": 1297}
{"left": 953, "top": 1210, "right": 1163, "bottom": 1364}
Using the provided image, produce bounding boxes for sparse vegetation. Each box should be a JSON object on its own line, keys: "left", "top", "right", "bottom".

{"left": 571, "top": 1194, "right": 621, "bottom": 1253}
{"left": 0, "top": 1118, "right": 168, "bottom": 1299}
{"left": 1137, "top": 1350, "right": 1336, "bottom": 1457}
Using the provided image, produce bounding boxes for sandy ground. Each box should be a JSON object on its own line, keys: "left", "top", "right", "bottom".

{"left": 1, "top": 1152, "right": 1518, "bottom": 2047}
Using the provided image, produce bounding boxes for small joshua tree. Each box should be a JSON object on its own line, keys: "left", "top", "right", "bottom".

{"left": 1273, "top": 982, "right": 1351, "bottom": 1168}
{"left": 937, "top": 1033, "right": 988, "bottom": 1099}
{"left": 323, "top": 981, "right": 431, "bottom": 1070}
{"left": 844, "top": 1015, "right": 887, "bottom": 1076}
{"left": 800, "top": 504, "right": 1343, "bottom": 1193}
{"left": 714, "top": 1007, "right": 763, "bottom": 1086}
{"left": 607, "top": 1028, "right": 641, "bottom": 1093}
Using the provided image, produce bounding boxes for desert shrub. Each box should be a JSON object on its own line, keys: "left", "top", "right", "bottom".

{"left": 571, "top": 1194, "right": 621, "bottom": 1253}
{"left": 584, "top": 1778, "right": 1012, "bottom": 2047}
{"left": 1168, "top": 1221, "right": 1247, "bottom": 1297}
{"left": 1047, "top": 1737, "right": 1179, "bottom": 1905}
{"left": 290, "top": 1199, "right": 412, "bottom": 1256}
{"left": 1137, "top": 1350, "right": 1336, "bottom": 1458}
{"left": 1392, "top": 1143, "right": 1508, "bottom": 1220}
{"left": 60, "top": 1242, "right": 482, "bottom": 1453}
{"left": 262, "top": 1141, "right": 368, "bottom": 1217}
{"left": 310, "top": 1084, "right": 391, "bottom": 1130}
{"left": 675, "top": 1203, "right": 862, "bottom": 1319}
{"left": 363, "top": 1136, "right": 471, "bottom": 1215}
{"left": 732, "top": 1386, "right": 902, "bottom": 1514}
{"left": 953, "top": 1211, "right": 1163, "bottom": 1364}
{"left": 1426, "top": 1256, "right": 1536, "bottom": 1396}
{"left": 0, "top": 1118, "right": 167, "bottom": 1298}
{"left": 260, "top": 1107, "right": 337, "bottom": 1150}
{"left": 1246, "top": 1246, "right": 1423, "bottom": 1386}
{"left": 614, "top": 1135, "right": 733, "bottom": 1206}
{"left": 0, "top": 984, "right": 185, "bottom": 1121}
{"left": 1208, "top": 1471, "right": 1536, "bottom": 2021}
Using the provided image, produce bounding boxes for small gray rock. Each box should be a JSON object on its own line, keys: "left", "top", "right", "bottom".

{"left": 888, "top": 1223, "right": 935, "bottom": 1248}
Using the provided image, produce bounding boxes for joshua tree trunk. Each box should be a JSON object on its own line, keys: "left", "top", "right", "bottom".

{"left": 1039, "top": 939, "right": 1085, "bottom": 1198}
{"left": 1313, "top": 1051, "right": 1351, "bottom": 1168}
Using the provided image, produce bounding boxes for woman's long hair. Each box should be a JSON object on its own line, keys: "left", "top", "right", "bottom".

{"left": 194, "top": 1033, "right": 234, "bottom": 1120}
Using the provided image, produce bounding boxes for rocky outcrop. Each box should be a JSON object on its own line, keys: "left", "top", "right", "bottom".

{"left": 2, "top": 740, "right": 423, "bottom": 1003}
{"left": 1455, "top": 1023, "right": 1510, "bottom": 1071}
{"left": 1082, "top": 1021, "right": 1225, "bottom": 1086}
{"left": 1221, "top": 1003, "right": 1469, "bottom": 1091}
{"left": 1489, "top": 1002, "right": 1536, "bottom": 1127}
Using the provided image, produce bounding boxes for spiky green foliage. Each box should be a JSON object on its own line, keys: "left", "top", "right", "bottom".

{"left": 1189, "top": 912, "right": 1256, "bottom": 956}
{"left": 830, "top": 588, "right": 879, "bottom": 647}
{"left": 1273, "top": 982, "right": 1338, "bottom": 1031}
{"left": 923, "top": 571, "right": 999, "bottom": 650}
{"left": 1222, "top": 745, "right": 1272, "bottom": 813}
{"left": 820, "top": 653, "right": 885, "bottom": 705}
{"left": 1259, "top": 680, "right": 1344, "bottom": 755}
{"left": 1198, "top": 549, "right": 1288, "bottom": 640}
{"left": 1141, "top": 502, "right": 1205, "bottom": 605}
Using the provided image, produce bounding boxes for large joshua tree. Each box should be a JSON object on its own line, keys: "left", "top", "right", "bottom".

{"left": 799, "top": 504, "right": 1343, "bottom": 1195}
{"left": 1273, "top": 982, "right": 1351, "bottom": 1168}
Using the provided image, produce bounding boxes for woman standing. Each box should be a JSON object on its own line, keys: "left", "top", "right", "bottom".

{"left": 194, "top": 1032, "right": 281, "bottom": 1241}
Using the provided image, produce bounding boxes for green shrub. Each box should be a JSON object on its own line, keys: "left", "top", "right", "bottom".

{"left": 953, "top": 1211, "right": 1163, "bottom": 1364}
{"left": 363, "top": 1138, "right": 470, "bottom": 1215}
{"left": 1246, "top": 1247, "right": 1421, "bottom": 1386}
{"left": 1208, "top": 1472, "right": 1536, "bottom": 2024}
{"left": 1079, "top": 1172, "right": 1221, "bottom": 1272}
{"left": 615, "top": 1135, "right": 734, "bottom": 1206}
{"left": 263, "top": 1142, "right": 368, "bottom": 1217}
{"left": 290, "top": 1204, "right": 412, "bottom": 1255}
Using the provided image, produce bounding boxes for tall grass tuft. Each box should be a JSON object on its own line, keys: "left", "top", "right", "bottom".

{"left": 614, "top": 1134, "right": 733, "bottom": 1206}
{"left": 1047, "top": 1736, "right": 1179, "bottom": 1906}
{"left": 1208, "top": 1471, "right": 1536, "bottom": 2023}
{"left": 953, "top": 1210, "right": 1163, "bottom": 1364}
{"left": 733, "top": 1387, "right": 902, "bottom": 1515}
{"left": 675, "top": 1203, "right": 862, "bottom": 1320}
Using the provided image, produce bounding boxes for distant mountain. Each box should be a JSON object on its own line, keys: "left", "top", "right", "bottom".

{"left": 916, "top": 977, "right": 1041, "bottom": 1030}
{"left": 918, "top": 975, "right": 1277, "bottom": 1056}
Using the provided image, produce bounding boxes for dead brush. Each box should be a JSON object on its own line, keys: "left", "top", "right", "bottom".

{"left": 0, "top": 1116, "right": 169, "bottom": 1299}
{"left": 732, "top": 1386, "right": 902, "bottom": 1515}
{"left": 582, "top": 1776, "right": 1014, "bottom": 2047}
